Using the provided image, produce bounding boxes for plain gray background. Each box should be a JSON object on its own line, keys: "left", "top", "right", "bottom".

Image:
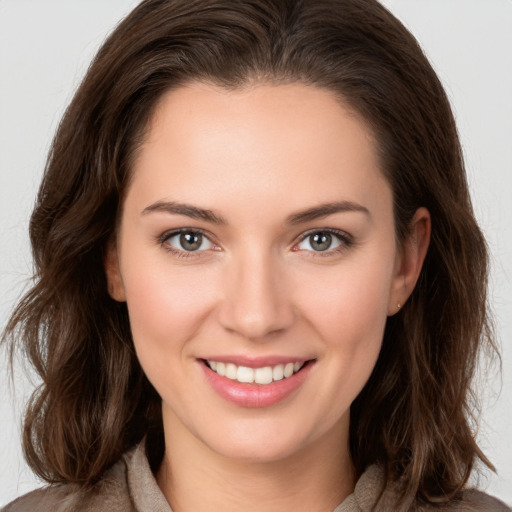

{"left": 1, "top": 0, "right": 511, "bottom": 506}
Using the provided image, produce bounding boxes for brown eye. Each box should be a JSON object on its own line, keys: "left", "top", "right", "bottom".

{"left": 163, "top": 230, "right": 214, "bottom": 252}
{"left": 309, "top": 232, "right": 333, "bottom": 251}
{"left": 180, "top": 232, "right": 203, "bottom": 251}
{"left": 296, "top": 230, "right": 347, "bottom": 253}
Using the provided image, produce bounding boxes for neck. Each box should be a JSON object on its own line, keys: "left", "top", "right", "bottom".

{"left": 156, "top": 412, "right": 355, "bottom": 512}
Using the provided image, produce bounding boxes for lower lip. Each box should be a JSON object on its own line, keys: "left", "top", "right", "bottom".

{"left": 200, "top": 361, "right": 314, "bottom": 408}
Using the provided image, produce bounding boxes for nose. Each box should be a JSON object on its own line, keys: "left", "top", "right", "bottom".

{"left": 217, "top": 250, "right": 295, "bottom": 340}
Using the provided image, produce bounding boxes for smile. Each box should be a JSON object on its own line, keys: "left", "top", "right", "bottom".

{"left": 206, "top": 360, "right": 305, "bottom": 385}
{"left": 201, "top": 358, "right": 315, "bottom": 407}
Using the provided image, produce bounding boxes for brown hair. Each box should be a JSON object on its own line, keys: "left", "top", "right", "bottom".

{"left": 2, "top": 0, "right": 496, "bottom": 508}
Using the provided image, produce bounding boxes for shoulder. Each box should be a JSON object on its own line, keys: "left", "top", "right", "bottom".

{"left": 450, "top": 488, "right": 511, "bottom": 511}
{"left": 349, "top": 465, "right": 511, "bottom": 512}
{"left": 1, "top": 455, "right": 134, "bottom": 512}
{"left": 2, "top": 486, "right": 78, "bottom": 512}
{"left": 412, "top": 489, "right": 511, "bottom": 512}
{"left": 410, "top": 488, "right": 511, "bottom": 512}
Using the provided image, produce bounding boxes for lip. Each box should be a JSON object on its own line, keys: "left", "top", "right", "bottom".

{"left": 199, "top": 358, "right": 315, "bottom": 408}
{"left": 200, "top": 354, "right": 311, "bottom": 368}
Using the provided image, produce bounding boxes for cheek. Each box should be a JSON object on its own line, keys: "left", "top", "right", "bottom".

{"left": 297, "top": 257, "right": 393, "bottom": 344}
{"left": 120, "top": 252, "right": 219, "bottom": 360}
{"left": 292, "top": 248, "right": 395, "bottom": 403}
{"left": 120, "top": 259, "right": 222, "bottom": 412}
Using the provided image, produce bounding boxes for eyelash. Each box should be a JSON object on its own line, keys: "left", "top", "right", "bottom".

{"left": 294, "top": 228, "right": 354, "bottom": 257}
{"left": 157, "top": 228, "right": 217, "bottom": 259}
{"left": 156, "top": 228, "right": 354, "bottom": 258}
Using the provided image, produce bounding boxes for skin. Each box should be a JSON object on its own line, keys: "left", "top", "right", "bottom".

{"left": 105, "top": 82, "right": 430, "bottom": 512}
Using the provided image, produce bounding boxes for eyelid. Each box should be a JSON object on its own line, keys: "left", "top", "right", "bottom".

{"left": 157, "top": 228, "right": 220, "bottom": 256}
{"left": 292, "top": 228, "right": 354, "bottom": 254}
{"left": 156, "top": 227, "right": 353, "bottom": 258}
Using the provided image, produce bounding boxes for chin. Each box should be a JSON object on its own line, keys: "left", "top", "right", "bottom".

{"left": 196, "top": 416, "right": 329, "bottom": 465}
{"left": 211, "top": 437, "right": 305, "bottom": 464}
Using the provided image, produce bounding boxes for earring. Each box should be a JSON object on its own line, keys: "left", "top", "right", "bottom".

{"left": 397, "top": 303, "right": 401, "bottom": 310}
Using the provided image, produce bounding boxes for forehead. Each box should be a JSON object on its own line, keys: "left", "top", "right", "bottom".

{"left": 127, "top": 82, "right": 391, "bottom": 220}
{"left": 144, "top": 81, "right": 376, "bottom": 160}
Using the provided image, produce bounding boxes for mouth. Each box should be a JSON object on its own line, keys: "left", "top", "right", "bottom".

{"left": 203, "top": 359, "right": 309, "bottom": 385}
{"left": 200, "top": 357, "right": 315, "bottom": 408}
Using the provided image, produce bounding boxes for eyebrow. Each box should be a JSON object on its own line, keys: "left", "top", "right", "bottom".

{"left": 286, "top": 201, "right": 370, "bottom": 225}
{"left": 142, "top": 200, "right": 369, "bottom": 225}
{"left": 142, "top": 201, "right": 227, "bottom": 224}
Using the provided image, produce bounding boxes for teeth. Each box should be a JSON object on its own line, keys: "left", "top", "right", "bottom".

{"left": 225, "top": 363, "right": 237, "bottom": 380}
{"left": 254, "top": 366, "right": 273, "bottom": 385}
{"left": 284, "top": 362, "right": 294, "bottom": 378}
{"left": 272, "top": 364, "right": 284, "bottom": 381}
{"left": 237, "top": 366, "right": 254, "bottom": 383}
{"left": 207, "top": 360, "right": 305, "bottom": 385}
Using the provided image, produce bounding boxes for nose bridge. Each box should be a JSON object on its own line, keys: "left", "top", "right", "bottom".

{"left": 218, "top": 244, "right": 294, "bottom": 339}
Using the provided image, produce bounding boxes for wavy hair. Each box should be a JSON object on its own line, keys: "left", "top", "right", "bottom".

{"left": 3, "top": 0, "right": 496, "bottom": 508}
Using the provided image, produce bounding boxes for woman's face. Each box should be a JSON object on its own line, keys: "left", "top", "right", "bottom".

{"left": 106, "top": 82, "right": 423, "bottom": 463}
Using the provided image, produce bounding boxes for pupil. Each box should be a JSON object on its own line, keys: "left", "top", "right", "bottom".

{"left": 311, "top": 232, "right": 331, "bottom": 251}
{"left": 180, "top": 232, "right": 202, "bottom": 251}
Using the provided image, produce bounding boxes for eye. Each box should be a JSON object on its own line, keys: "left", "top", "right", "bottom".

{"left": 295, "top": 230, "right": 350, "bottom": 253}
{"left": 162, "top": 230, "right": 214, "bottom": 253}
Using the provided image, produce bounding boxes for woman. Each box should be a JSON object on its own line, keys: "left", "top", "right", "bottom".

{"left": 2, "top": 0, "right": 509, "bottom": 510}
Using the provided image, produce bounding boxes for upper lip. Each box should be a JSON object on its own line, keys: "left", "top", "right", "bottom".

{"left": 200, "top": 355, "right": 314, "bottom": 368}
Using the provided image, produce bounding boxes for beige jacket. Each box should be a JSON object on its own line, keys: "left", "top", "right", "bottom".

{"left": 2, "top": 442, "right": 510, "bottom": 511}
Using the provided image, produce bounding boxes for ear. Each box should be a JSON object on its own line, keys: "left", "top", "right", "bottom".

{"left": 388, "top": 207, "right": 431, "bottom": 316}
{"left": 104, "top": 239, "right": 126, "bottom": 302}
